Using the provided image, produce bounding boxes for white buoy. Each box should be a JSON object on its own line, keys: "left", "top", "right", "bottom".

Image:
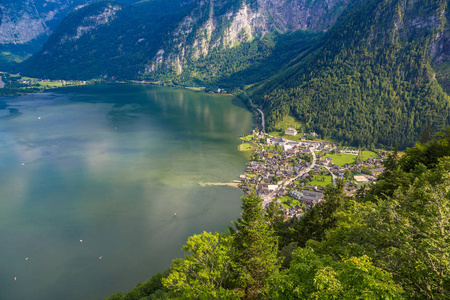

{"left": 21, "top": 163, "right": 25, "bottom": 166}
{"left": 25, "top": 257, "right": 29, "bottom": 261}
{"left": 174, "top": 212, "right": 176, "bottom": 216}
{"left": 38, "top": 117, "right": 41, "bottom": 120}
{"left": 80, "top": 240, "right": 83, "bottom": 243}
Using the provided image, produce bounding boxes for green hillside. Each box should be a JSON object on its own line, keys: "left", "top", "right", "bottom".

{"left": 17, "top": 0, "right": 196, "bottom": 80}
{"left": 251, "top": 0, "right": 450, "bottom": 148}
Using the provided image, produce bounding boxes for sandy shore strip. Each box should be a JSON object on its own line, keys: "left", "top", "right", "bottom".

{"left": 199, "top": 182, "right": 240, "bottom": 187}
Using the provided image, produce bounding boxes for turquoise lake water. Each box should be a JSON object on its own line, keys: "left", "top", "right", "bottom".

{"left": 0, "top": 84, "right": 254, "bottom": 300}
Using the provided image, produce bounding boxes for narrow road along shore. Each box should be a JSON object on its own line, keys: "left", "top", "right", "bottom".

{"left": 248, "top": 98, "right": 265, "bottom": 132}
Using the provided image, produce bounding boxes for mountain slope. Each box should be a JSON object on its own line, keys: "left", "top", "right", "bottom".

{"left": 0, "top": 0, "right": 97, "bottom": 67}
{"left": 17, "top": 0, "right": 353, "bottom": 80}
{"left": 251, "top": 0, "right": 450, "bottom": 148}
{"left": 0, "top": 0, "right": 145, "bottom": 69}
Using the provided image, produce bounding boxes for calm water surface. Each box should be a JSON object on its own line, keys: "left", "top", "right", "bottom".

{"left": 0, "top": 85, "right": 253, "bottom": 300}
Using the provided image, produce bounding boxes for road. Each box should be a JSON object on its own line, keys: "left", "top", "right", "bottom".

{"left": 248, "top": 98, "right": 265, "bottom": 132}
{"left": 324, "top": 166, "right": 337, "bottom": 186}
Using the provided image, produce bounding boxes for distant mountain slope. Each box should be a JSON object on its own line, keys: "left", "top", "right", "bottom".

{"left": 251, "top": 0, "right": 450, "bottom": 148}
{"left": 0, "top": 0, "right": 142, "bottom": 68}
{"left": 0, "top": 0, "right": 95, "bottom": 67}
{"left": 17, "top": 0, "right": 353, "bottom": 80}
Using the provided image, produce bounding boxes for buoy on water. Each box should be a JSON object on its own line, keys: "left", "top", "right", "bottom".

{"left": 14, "top": 277, "right": 16, "bottom": 281}
{"left": 99, "top": 256, "right": 102, "bottom": 260}
{"left": 25, "top": 257, "right": 29, "bottom": 261}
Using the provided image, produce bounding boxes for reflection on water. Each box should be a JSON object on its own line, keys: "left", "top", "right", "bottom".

{"left": 0, "top": 85, "right": 253, "bottom": 300}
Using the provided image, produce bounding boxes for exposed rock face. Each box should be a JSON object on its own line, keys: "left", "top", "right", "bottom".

{"left": 17, "top": 0, "right": 355, "bottom": 78}
{"left": 147, "top": 0, "right": 352, "bottom": 74}
{"left": 0, "top": 0, "right": 94, "bottom": 45}
{"left": 258, "top": 0, "right": 351, "bottom": 31}
{"left": 59, "top": 3, "right": 121, "bottom": 43}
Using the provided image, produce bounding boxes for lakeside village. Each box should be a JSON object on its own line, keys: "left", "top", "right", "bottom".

{"left": 235, "top": 127, "right": 387, "bottom": 220}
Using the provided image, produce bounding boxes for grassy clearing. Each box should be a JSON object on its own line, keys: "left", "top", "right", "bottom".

{"left": 274, "top": 115, "right": 304, "bottom": 132}
{"left": 279, "top": 195, "right": 300, "bottom": 208}
{"left": 308, "top": 174, "right": 333, "bottom": 187}
{"left": 239, "top": 143, "right": 256, "bottom": 151}
{"left": 240, "top": 134, "right": 254, "bottom": 142}
{"left": 323, "top": 153, "right": 357, "bottom": 166}
{"left": 360, "top": 150, "right": 379, "bottom": 160}
{"left": 37, "top": 81, "right": 70, "bottom": 88}
{"left": 323, "top": 151, "right": 379, "bottom": 167}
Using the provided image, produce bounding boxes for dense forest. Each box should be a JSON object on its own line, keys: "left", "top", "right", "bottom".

{"left": 106, "top": 128, "right": 450, "bottom": 299}
{"left": 16, "top": 0, "right": 197, "bottom": 80}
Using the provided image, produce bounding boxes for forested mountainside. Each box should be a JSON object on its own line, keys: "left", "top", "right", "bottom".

{"left": 0, "top": 0, "right": 145, "bottom": 68}
{"left": 251, "top": 0, "right": 450, "bottom": 148}
{"left": 0, "top": 0, "right": 97, "bottom": 67}
{"left": 16, "top": 0, "right": 450, "bottom": 148}
{"left": 17, "top": 0, "right": 352, "bottom": 80}
{"left": 106, "top": 128, "right": 450, "bottom": 300}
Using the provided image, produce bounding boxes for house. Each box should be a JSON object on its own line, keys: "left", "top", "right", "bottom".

{"left": 354, "top": 175, "right": 369, "bottom": 183}
{"left": 268, "top": 184, "right": 278, "bottom": 191}
{"left": 303, "top": 190, "right": 324, "bottom": 200}
{"left": 302, "top": 195, "right": 321, "bottom": 206}
{"left": 285, "top": 127, "right": 298, "bottom": 136}
{"left": 371, "top": 167, "right": 385, "bottom": 176}
{"left": 290, "top": 190, "right": 303, "bottom": 200}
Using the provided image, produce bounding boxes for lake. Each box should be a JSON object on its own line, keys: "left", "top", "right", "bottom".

{"left": 0, "top": 84, "right": 254, "bottom": 300}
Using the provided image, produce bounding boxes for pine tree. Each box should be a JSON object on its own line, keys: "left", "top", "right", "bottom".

{"left": 229, "top": 191, "right": 280, "bottom": 300}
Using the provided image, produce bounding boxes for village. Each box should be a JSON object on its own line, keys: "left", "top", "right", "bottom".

{"left": 237, "top": 127, "right": 386, "bottom": 220}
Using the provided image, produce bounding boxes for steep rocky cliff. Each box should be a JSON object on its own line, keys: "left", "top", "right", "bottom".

{"left": 146, "top": 0, "right": 352, "bottom": 75}
{"left": 18, "top": 0, "right": 353, "bottom": 79}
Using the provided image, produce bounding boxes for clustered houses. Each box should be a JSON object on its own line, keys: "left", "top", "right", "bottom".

{"left": 238, "top": 134, "right": 386, "bottom": 219}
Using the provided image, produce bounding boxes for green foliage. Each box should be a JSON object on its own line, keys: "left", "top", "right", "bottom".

{"left": 288, "top": 181, "right": 346, "bottom": 247}
{"left": 18, "top": 0, "right": 195, "bottom": 80}
{"left": 268, "top": 247, "right": 404, "bottom": 300}
{"left": 229, "top": 191, "right": 280, "bottom": 299}
{"left": 253, "top": 0, "right": 450, "bottom": 148}
{"left": 105, "top": 271, "right": 170, "bottom": 300}
{"left": 311, "top": 130, "right": 450, "bottom": 299}
{"left": 162, "top": 231, "right": 239, "bottom": 299}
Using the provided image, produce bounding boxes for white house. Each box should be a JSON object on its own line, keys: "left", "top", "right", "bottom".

{"left": 285, "top": 128, "right": 298, "bottom": 136}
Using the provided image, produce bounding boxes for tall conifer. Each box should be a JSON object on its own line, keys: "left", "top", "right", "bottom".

{"left": 229, "top": 191, "right": 279, "bottom": 299}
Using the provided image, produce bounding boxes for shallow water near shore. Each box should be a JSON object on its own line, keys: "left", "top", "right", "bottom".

{"left": 0, "top": 84, "right": 253, "bottom": 300}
